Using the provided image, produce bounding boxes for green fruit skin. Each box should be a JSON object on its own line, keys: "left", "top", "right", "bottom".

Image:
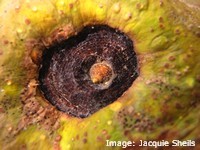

{"left": 0, "top": 0, "right": 200, "bottom": 149}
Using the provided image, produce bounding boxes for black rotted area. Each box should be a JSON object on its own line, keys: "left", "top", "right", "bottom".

{"left": 39, "top": 25, "right": 138, "bottom": 118}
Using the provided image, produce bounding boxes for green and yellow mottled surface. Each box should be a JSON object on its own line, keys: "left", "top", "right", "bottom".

{"left": 0, "top": 0, "right": 200, "bottom": 149}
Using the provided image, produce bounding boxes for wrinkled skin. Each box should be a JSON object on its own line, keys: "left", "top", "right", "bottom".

{"left": 0, "top": 0, "right": 200, "bottom": 149}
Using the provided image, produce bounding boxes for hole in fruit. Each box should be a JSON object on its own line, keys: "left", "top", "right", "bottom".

{"left": 39, "top": 25, "right": 138, "bottom": 118}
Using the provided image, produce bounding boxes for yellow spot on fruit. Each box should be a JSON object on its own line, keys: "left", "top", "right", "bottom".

{"left": 107, "top": 120, "right": 112, "bottom": 125}
{"left": 96, "top": 120, "right": 100, "bottom": 123}
{"left": 7, "top": 126, "right": 12, "bottom": 132}
{"left": 113, "top": 3, "right": 120, "bottom": 13}
{"left": 66, "top": 144, "right": 71, "bottom": 149}
{"left": 32, "top": 6, "right": 38, "bottom": 12}
{"left": 124, "top": 12, "right": 132, "bottom": 21}
{"left": 179, "top": 116, "right": 183, "bottom": 119}
{"left": 150, "top": 35, "right": 169, "bottom": 51}
{"left": 185, "top": 77, "right": 195, "bottom": 88}
{"left": 109, "top": 102, "right": 122, "bottom": 111}
{"left": 16, "top": 28, "right": 23, "bottom": 33}
{"left": 99, "top": 4, "right": 103, "bottom": 8}
{"left": 59, "top": 1, "right": 65, "bottom": 6}
{"left": 40, "top": 134, "right": 46, "bottom": 140}
{"left": 7, "top": 80, "right": 12, "bottom": 85}
{"left": 15, "top": 6, "right": 20, "bottom": 10}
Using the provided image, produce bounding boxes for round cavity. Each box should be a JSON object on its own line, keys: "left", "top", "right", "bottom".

{"left": 39, "top": 25, "right": 138, "bottom": 118}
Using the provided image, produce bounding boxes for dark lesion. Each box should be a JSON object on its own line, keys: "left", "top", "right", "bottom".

{"left": 39, "top": 25, "right": 139, "bottom": 118}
